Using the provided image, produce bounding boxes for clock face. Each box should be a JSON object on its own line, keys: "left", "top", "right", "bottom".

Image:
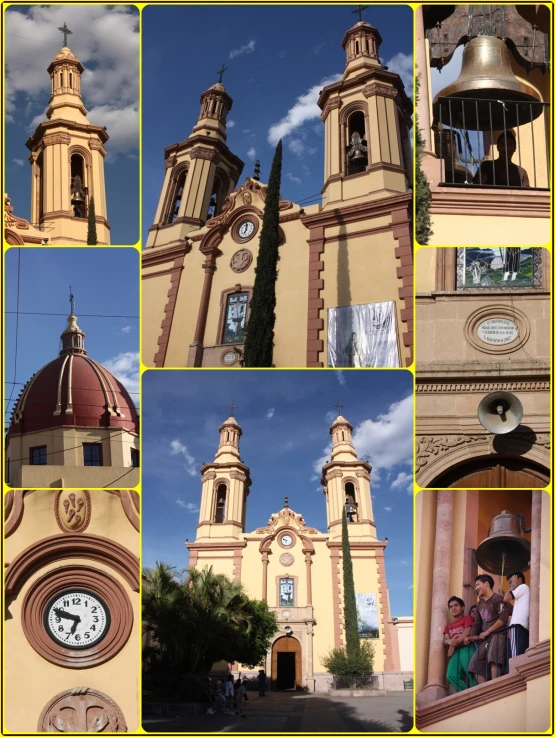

{"left": 238, "top": 220, "right": 255, "bottom": 239}
{"left": 44, "top": 589, "right": 110, "bottom": 650}
{"left": 281, "top": 534, "right": 293, "bottom": 547}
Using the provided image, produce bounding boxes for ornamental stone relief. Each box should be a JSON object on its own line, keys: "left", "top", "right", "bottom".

{"left": 415, "top": 435, "right": 487, "bottom": 469}
{"left": 279, "top": 553, "right": 294, "bottom": 567}
{"left": 416, "top": 432, "right": 550, "bottom": 469}
{"left": 416, "top": 381, "right": 550, "bottom": 394}
{"left": 37, "top": 687, "right": 127, "bottom": 732}
{"left": 230, "top": 249, "right": 253, "bottom": 273}
{"left": 55, "top": 490, "right": 91, "bottom": 533}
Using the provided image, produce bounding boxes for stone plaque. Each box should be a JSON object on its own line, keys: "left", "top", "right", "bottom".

{"left": 477, "top": 318, "right": 518, "bottom": 345}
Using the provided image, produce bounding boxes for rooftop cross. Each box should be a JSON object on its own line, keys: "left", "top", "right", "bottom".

{"left": 217, "top": 64, "right": 228, "bottom": 84}
{"left": 284, "top": 495, "right": 289, "bottom": 508}
{"left": 352, "top": 5, "right": 369, "bottom": 23}
{"left": 58, "top": 21, "right": 73, "bottom": 47}
{"left": 69, "top": 286, "right": 75, "bottom": 315}
{"left": 335, "top": 402, "right": 344, "bottom": 416}
{"left": 227, "top": 401, "right": 237, "bottom": 416}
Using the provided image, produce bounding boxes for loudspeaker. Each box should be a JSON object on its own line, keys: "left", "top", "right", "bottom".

{"left": 477, "top": 391, "right": 523, "bottom": 434}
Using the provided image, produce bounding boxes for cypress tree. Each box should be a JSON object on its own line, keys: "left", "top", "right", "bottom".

{"left": 341, "top": 507, "right": 360, "bottom": 660}
{"left": 242, "top": 140, "right": 283, "bottom": 367}
{"left": 415, "top": 73, "right": 433, "bottom": 245}
{"left": 87, "top": 196, "right": 98, "bottom": 245}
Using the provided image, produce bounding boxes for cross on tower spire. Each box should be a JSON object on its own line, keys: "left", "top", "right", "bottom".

{"left": 58, "top": 21, "right": 73, "bottom": 47}
{"left": 227, "top": 401, "right": 237, "bottom": 416}
{"left": 69, "top": 286, "right": 75, "bottom": 315}
{"left": 335, "top": 402, "right": 344, "bottom": 416}
{"left": 216, "top": 64, "right": 228, "bottom": 84}
{"left": 352, "top": 5, "right": 369, "bottom": 23}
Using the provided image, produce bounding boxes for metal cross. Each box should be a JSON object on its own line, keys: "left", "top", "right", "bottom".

{"left": 352, "top": 5, "right": 369, "bottom": 23}
{"left": 284, "top": 495, "right": 289, "bottom": 508}
{"left": 335, "top": 402, "right": 344, "bottom": 416}
{"left": 69, "top": 286, "right": 75, "bottom": 314}
{"left": 227, "top": 401, "right": 237, "bottom": 416}
{"left": 217, "top": 64, "right": 228, "bottom": 83}
{"left": 58, "top": 22, "right": 73, "bottom": 47}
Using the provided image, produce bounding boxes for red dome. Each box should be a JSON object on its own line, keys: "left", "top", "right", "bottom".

{"left": 9, "top": 353, "right": 138, "bottom": 436}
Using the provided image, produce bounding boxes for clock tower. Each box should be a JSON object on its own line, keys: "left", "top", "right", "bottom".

{"left": 145, "top": 70, "right": 244, "bottom": 249}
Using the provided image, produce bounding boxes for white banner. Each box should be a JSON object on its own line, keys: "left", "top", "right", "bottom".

{"left": 356, "top": 593, "right": 380, "bottom": 638}
{"left": 327, "top": 301, "right": 400, "bottom": 367}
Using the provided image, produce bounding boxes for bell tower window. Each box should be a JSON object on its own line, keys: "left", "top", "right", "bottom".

{"left": 214, "top": 484, "right": 227, "bottom": 523}
{"left": 164, "top": 169, "right": 187, "bottom": 224}
{"left": 345, "top": 482, "right": 358, "bottom": 522}
{"left": 70, "top": 154, "right": 87, "bottom": 218}
{"left": 346, "top": 111, "right": 368, "bottom": 176}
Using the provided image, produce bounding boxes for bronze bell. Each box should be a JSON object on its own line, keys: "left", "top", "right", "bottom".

{"left": 475, "top": 510, "right": 531, "bottom": 575}
{"left": 433, "top": 36, "right": 542, "bottom": 131}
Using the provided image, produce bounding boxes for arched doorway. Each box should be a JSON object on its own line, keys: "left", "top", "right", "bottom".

{"left": 431, "top": 457, "right": 549, "bottom": 488}
{"left": 271, "top": 636, "right": 302, "bottom": 690}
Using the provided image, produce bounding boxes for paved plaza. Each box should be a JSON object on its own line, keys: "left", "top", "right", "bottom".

{"left": 143, "top": 691, "right": 413, "bottom": 732}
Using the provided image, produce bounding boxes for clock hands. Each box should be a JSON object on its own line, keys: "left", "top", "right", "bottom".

{"left": 53, "top": 607, "right": 81, "bottom": 634}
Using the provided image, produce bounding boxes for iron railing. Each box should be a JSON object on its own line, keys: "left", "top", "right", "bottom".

{"left": 332, "top": 674, "right": 379, "bottom": 690}
{"left": 434, "top": 97, "right": 549, "bottom": 189}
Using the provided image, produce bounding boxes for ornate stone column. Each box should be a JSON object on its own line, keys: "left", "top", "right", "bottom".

{"left": 261, "top": 551, "right": 269, "bottom": 602}
{"left": 529, "top": 490, "right": 542, "bottom": 647}
{"left": 188, "top": 255, "right": 217, "bottom": 366}
{"left": 417, "top": 491, "right": 453, "bottom": 706}
{"left": 415, "top": 5, "right": 432, "bottom": 151}
{"left": 305, "top": 552, "right": 313, "bottom": 605}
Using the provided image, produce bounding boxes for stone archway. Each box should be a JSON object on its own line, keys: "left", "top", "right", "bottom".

{"left": 271, "top": 636, "right": 302, "bottom": 690}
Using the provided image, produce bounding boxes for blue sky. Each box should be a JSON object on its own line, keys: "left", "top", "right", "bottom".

{"left": 142, "top": 370, "right": 414, "bottom": 616}
{"left": 4, "top": 248, "right": 140, "bottom": 430}
{"left": 4, "top": 5, "right": 139, "bottom": 245}
{"left": 142, "top": 4, "right": 413, "bottom": 243}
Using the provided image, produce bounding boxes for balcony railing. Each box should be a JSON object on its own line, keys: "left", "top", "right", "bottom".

{"left": 332, "top": 674, "right": 379, "bottom": 690}
{"left": 434, "top": 97, "right": 549, "bottom": 190}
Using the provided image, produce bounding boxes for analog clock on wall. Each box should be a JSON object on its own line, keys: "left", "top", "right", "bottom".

{"left": 238, "top": 220, "right": 255, "bottom": 239}
{"left": 280, "top": 534, "right": 293, "bottom": 547}
{"left": 44, "top": 589, "right": 110, "bottom": 649}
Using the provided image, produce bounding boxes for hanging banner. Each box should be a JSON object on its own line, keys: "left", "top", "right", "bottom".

{"left": 356, "top": 593, "right": 380, "bottom": 639}
{"left": 328, "top": 301, "right": 400, "bottom": 367}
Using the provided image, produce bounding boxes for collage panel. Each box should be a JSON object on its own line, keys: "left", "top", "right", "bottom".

{"left": 4, "top": 489, "right": 140, "bottom": 732}
{"left": 141, "top": 369, "right": 414, "bottom": 731}
{"left": 415, "top": 489, "right": 550, "bottom": 732}
{"left": 141, "top": 4, "right": 414, "bottom": 369}
{"left": 415, "top": 4, "right": 550, "bottom": 247}
{"left": 4, "top": 5, "right": 140, "bottom": 246}
{"left": 4, "top": 248, "right": 140, "bottom": 489}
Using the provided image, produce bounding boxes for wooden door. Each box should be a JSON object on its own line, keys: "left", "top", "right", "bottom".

{"left": 432, "top": 458, "right": 549, "bottom": 488}
{"left": 271, "top": 636, "right": 302, "bottom": 690}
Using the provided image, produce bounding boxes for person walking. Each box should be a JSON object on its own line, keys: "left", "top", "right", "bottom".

{"left": 258, "top": 669, "right": 267, "bottom": 697}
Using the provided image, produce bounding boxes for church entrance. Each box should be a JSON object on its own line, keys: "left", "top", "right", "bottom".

{"left": 431, "top": 457, "right": 549, "bottom": 488}
{"left": 271, "top": 636, "right": 302, "bottom": 690}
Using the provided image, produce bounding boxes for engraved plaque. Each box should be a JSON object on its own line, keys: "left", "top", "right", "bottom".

{"left": 477, "top": 318, "right": 518, "bottom": 345}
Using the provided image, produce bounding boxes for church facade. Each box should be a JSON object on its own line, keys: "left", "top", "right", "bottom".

{"left": 5, "top": 34, "right": 110, "bottom": 245}
{"left": 185, "top": 411, "right": 410, "bottom": 692}
{"left": 142, "top": 18, "right": 413, "bottom": 368}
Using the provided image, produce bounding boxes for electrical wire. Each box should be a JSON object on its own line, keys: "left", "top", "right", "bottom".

{"left": 4, "top": 250, "right": 21, "bottom": 426}
{"left": 5, "top": 312, "right": 139, "bottom": 318}
{"left": 102, "top": 466, "right": 138, "bottom": 488}
{"left": 5, "top": 381, "right": 140, "bottom": 395}
{"left": 6, "top": 428, "right": 136, "bottom": 465}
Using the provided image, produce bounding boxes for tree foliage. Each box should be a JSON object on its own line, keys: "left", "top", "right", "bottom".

{"left": 142, "top": 563, "right": 278, "bottom": 700}
{"left": 415, "top": 73, "right": 433, "bottom": 245}
{"left": 242, "top": 140, "right": 283, "bottom": 367}
{"left": 87, "top": 196, "right": 98, "bottom": 245}
{"left": 341, "top": 507, "right": 360, "bottom": 659}
{"left": 321, "top": 640, "right": 375, "bottom": 677}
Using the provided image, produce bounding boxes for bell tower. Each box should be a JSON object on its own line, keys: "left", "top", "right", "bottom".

{"left": 195, "top": 411, "right": 252, "bottom": 541}
{"left": 318, "top": 17, "right": 413, "bottom": 208}
{"left": 146, "top": 68, "right": 244, "bottom": 249}
{"left": 25, "top": 24, "right": 110, "bottom": 244}
{"left": 321, "top": 411, "right": 377, "bottom": 542}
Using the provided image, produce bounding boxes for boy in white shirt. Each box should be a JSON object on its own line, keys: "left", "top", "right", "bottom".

{"left": 503, "top": 571, "right": 530, "bottom": 658}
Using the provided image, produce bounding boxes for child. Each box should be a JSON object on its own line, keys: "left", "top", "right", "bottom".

{"left": 234, "top": 677, "right": 246, "bottom": 717}
{"left": 224, "top": 675, "right": 235, "bottom": 715}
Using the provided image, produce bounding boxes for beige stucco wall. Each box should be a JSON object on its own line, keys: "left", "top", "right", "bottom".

{"left": 395, "top": 618, "right": 414, "bottom": 673}
{"left": 141, "top": 267, "right": 174, "bottom": 367}
{"left": 429, "top": 213, "right": 550, "bottom": 247}
{"left": 4, "top": 491, "right": 139, "bottom": 731}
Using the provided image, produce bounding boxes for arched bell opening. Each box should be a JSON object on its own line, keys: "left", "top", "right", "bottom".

{"left": 70, "top": 154, "right": 87, "bottom": 218}
{"left": 344, "top": 481, "right": 359, "bottom": 522}
{"left": 213, "top": 483, "right": 227, "bottom": 523}
{"left": 346, "top": 111, "right": 368, "bottom": 176}
{"left": 164, "top": 169, "right": 187, "bottom": 225}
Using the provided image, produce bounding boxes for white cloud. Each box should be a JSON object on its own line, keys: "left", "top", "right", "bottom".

{"left": 324, "top": 411, "right": 336, "bottom": 425}
{"left": 176, "top": 498, "right": 199, "bottom": 513}
{"left": 169, "top": 439, "right": 197, "bottom": 477}
{"left": 246, "top": 146, "right": 256, "bottom": 160}
{"left": 286, "top": 172, "right": 302, "bottom": 185}
{"left": 391, "top": 470, "right": 413, "bottom": 494}
{"left": 103, "top": 351, "right": 139, "bottom": 401}
{"left": 268, "top": 73, "right": 342, "bottom": 144}
{"left": 285, "top": 441, "right": 295, "bottom": 450}
{"left": 265, "top": 408, "right": 275, "bottom": 419}
{"left": 227, "top": 120, "right": 236, "bottom": 128}
{"left": 87, "top": 104, "right": 139, "bottom": 157}
{"left": 12, "top": 158, "right": 24, "bottom": 166}
{"left": 230, "top": 39, "right": 256, "bottom": 59}
{"left": 120, "top": 325, "right": 131, "bottom": 335}
{"left": 336, "top": 370, "right": 346, "bottom": 386}
{"left": 384, "top": 51, "right": 413, "bottom": 98}
{"left": 384, "top": 506, "right": 393, "bottom": 512}
{"left": 5, "top": 6, "right": 138, "bottom": 153}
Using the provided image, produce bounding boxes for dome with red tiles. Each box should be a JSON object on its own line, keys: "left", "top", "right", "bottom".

{"left": 8, "top": 311, "right": 138, "bottom": 437}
